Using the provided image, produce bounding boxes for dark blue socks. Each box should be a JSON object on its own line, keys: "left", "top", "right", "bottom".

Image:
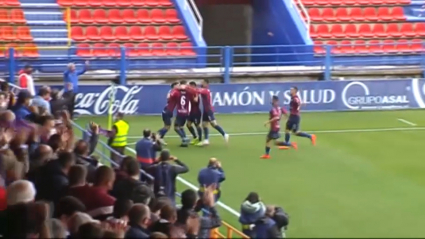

{"left": 296, "top": 132, "right": 312, "bottom": 139}
{"left": 158, "top": 127, "right": 168, "bottom": 138}
{"left": 285, "top": 132, "right": 291, "bottom": 143}
{"left": 265, "top": 146, "right": 271, "bottom": 155}
{"left": 203, "top": 127, "right": 209, "bottom": 140}
{"left": 213, "top": 125, "right": 226, "bottom": 136}
{"left": 187, "top": 125, "right": 197, "bottom": 139}
{"left": 196, "top": 126, "right": 203, "bottom": 141}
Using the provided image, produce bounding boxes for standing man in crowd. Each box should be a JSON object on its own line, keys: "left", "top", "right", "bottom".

{"left": 63, "top": 61, "right": 89, "bottom": 118}
{"left": 108, "top": 112, "right": 129, "bottom": 163}
{"left": 135, "top": 129, "right": 155, "bottom": 171}
{"left": 18, "top": 64, "right": 35, "bottom": 96}
{"left": 31, "top": 86, "right": 51, "bottom": 115}
{"left": 198, "top": 158, "right": 225, "bottom": 203}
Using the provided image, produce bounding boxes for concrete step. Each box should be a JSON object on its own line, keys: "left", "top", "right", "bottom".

{"left": 21, "top": 3, "right": 58, "bottom": 7}
{"left": 31, "top": 30, "right": 68, "bottom": 38}
{"left": 27, "top": 20, "right": 66, "bottom": 26}
{"left": 25, "top": 12, "right": 64, "bottom": 21}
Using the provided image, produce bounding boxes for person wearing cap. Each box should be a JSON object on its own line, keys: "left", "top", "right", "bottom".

{"left": 11, "top": 90, "right": 32, "bottom": 120}
{"left": 18, "top": 64, "right": 35, "bottom": 96}
{"left": 197, "top": 158, "right": 225, "bottom": 203}
{"left": 63, "top": 61, "right": 89, "bottom": 118}
{"left": 147, "top": 149, "right": 189, "bottom": 205}
{"left": 108, "top": 112, "right": 129, "bottom": 163}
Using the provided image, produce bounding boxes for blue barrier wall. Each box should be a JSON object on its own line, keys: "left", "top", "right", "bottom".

{"left": 251, "top": 0, "right": 313, "bottom": 65}
{"left": 45, "top": 79, "right": 425, "bottom": 116}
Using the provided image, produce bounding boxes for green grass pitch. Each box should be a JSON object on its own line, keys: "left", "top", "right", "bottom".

{"left": 76, "top": 110, "right": 425, "bottom": 238}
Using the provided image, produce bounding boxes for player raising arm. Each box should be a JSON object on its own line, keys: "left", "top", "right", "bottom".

{"left": 187, "top": 81, "right": 203, "bottom": 145}
{"left": 157, "top": 82, "right": 179, "bottom": 145}
{"left": 260, "top": 96, "right": 295, "bottom": 159}
{"left": 196, "top": 79, "right": 229, "bottom": 146}
{"left": 279, "top": 86, "right": 316, "bottom": 150}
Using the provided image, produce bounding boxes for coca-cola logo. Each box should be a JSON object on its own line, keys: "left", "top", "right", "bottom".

{"left": 75, "top": 86, "right": 143, "bottom": 115}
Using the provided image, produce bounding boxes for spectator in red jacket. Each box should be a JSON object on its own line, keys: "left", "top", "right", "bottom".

{"left": 18, "top": 65, "right": 35, "bottom": 96}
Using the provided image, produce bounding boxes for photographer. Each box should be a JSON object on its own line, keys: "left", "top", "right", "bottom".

{"left": 254, "top": 205, "right": 283, "bottom": 238}
{"left": 198, "top": 158, "right": 225, "bottom": 203}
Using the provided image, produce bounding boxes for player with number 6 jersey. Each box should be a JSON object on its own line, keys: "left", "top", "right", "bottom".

{"left": 196, "top": 79, "right": 229, "bottom": 146}
{"left": 173, "top": 80, "right": 197, "bottom": 147}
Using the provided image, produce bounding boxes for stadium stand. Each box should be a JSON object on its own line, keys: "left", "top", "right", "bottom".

{"left": 300, "top": 0, "right": 425, "bottom": 54}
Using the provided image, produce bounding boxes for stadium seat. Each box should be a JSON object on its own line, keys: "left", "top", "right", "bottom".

{"left": 339, "top": 40, "right": 355, "bottom": 54}
{"left": 350, "top": 8, "right": 363, "bottom": 21}
{"left": 75, "top": 0, "right": 92, "bottom": 6}
{"left": 410, "top": 39, "right": 423, "bottom": 52}
{"left": 308, "top": 8, "right": 321, "bottom": 21}
{"left": 107, "top": 43, "right": 121, "bottom": 57}
{"left": 11, "top": 9, "right": 25, "bottom": 24}
{"left": 377, "top": 7, "right": 392, "bottom": 21}
{"left": 314, "top": 41, "right": 325, "bottom": 54}
{"left": 5, "top": 44, "right": 20, "bottom": 58}
{"left": 317, "top": 24, "right": 330, "bottom": 38}
{"left": 396, "top": 40, "right": 410, "bottom": 53}
{"left": 400, "top": 23, "right": 415, "bottom": 38}
{"left": 372, "top": 24, "right": 386, "bottom": 38}
{"left": 172, "top": 26, "right": 187, "bottom": 40}
{"left": 146, "top": 0, "right": 161, "bottom": 6}
{"left": 22, "top": 44, "right": 39, "bottom": 58}
{"left": 326, "top": 40, "right": 338, "bottom": 53}
{"left": 0, "top": 9, "right": 9, "bottom": 24}
{"left": 137, "top": 9, "right": 150, "bottom": 23}
{"left": 100, "top": 26, "right": 115, "bottom": 41}
{"left": 364, "top": 7, "right": 378, "bottom": 21}
{"left": 76, "top": 43, "right": 92, "bottom": 57}
{"left": 353, "top": 40, "right": 368, "bottom": 54}
{"left": 122, "top": 9, "right": 137, "bottom": 23}
{"left": 151, "top": 9, "right": 166, "bottom": 23}
{"left": 103, "top": 0, "right": 118, "bottom": 7}
{"left": 180, "top": 42, "right": 195, "bottom": 56}
{"left": 322, "top": 8, "right": 335, "bottom": 21}
{"left": 5, "top": 0, "right": 20, "bottom": 6}
{"left": 158, "top": 0, "right": 172, "bottom": 7}
{"left": 79, "top": 9, "right": 92, "bottom": 24}
{"left": 165, "top": 42, "right": 179, "bottom": 56}
{"left": 109, "top": 9, "right": 122, "bottom": 23}
{"left": 93, "top": 43, "right": 108, "bottom": 57}
{"left": 69, "top": 10, "right": 78, "bottom": 24}
{"left": 152, "top": 42, "right": 166, "bottom": 56}
{"left": 382, "top": 39, "right": 396, "bottom": 53}
{"left": 309, "top": 25, "right": 317, "bottom": 38}
{"left": 158, "top": 26, "right": 172, "bottom": 40}
{"left": 165, "top": 9, "right": 179, "bottom": 23}
{"left": 331, "top": 24, "right": 344, "bottom": 38}
{"left": 57, "top": 0, "right": 73, "bottom": 6}
{"left": 368, "top": 40, "right": 381, "bottom": 53}
{"left": 115, "top": 26, "right": 130, "bottom": 41}
{"left": 71, "top": 26, "right": 85, "bottom": 41}
{"left": 392, "top": 7, "right": 406, "bottom": 21}
{"left": 345, "top": 24, "right": 358, "bottom": 38}
{"left": 359, "top": 24, "right": 373, "bottom": 38}
{"left": 415, "top": 23, "right": 425, "bottom": 37}
{"left": 129, "top": 26, "right": 144, "bottom": 40}
{"left": 93, "top": 9, "right": 108, "bottom": 24}
{"left": 144, "top": 26, "right": 159, "bottom": 40}
{"left": 136, "top": 43, "right": 151, "bottom": 56}
{"left": 86, "top": 26, "right": 101, "bottom": 41}
{"left": 387, "top": 23, "right": 401, "bottom": 37}
{"left": 131, "top": 0, "right": 147, "bottom": 6}
{"left": 123, "top": 43, "right": 137, "bottom": 57}
{"left": 335, "top": 8, "right": 349, "bottom": 21}
{"left": 17, "top": 26, "right": 32, "bottom": 41}
{"left": 0, "top": 26, "right": 14, "bottom": 41}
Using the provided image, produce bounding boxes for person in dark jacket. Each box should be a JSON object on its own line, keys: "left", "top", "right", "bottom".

{"left": 125, "top": 204, "right": 151, "bottom": 239}
{"left": 239, "top": 192, "right": 266, "bottom": 238}
{"left": 50, "top": 89, "right": 73, "bottom": 117}
{"left": 254, "top": 205, "right": 282, "bottom": 238}
{"left": 149, "top": 204, "right": 176, "bottom": 237}
{"left": 35, "top": 152, "right": 75, "bottom": 203}
{"left": 74, "top": 122, "right": 99, "bottom": 183}
{"left": 198, "top": 158, "right": 225, "bottom": 203}
{"left": 147, "top": 149, "right": 189, "bottom": 205}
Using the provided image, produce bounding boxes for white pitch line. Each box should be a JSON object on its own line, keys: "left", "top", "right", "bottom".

{"left": 397, "top": 118, "right": 417, "bottom": 126}
{"left": 127, "top": 127, "right": 425, "bottom": 139}
{"left": 125, "top": 147, "right": 241, "bottom": 217}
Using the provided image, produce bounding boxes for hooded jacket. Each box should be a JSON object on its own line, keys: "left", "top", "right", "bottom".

{"left": 239, "top": 200, "right": 266, "bottom": 237}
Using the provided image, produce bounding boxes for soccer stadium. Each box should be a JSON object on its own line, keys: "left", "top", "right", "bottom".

{"left": 1, "top": 0, "right": 425, "bottom": 238}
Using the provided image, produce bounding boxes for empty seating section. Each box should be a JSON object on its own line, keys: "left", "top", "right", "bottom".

{"left": 60, "top": 0, "right": 195, "bottom": 58}
{"left": 298, "top": 0, "right": 424, "bottom": 55}
{"left": 0, "top": 7, "right": 39, "bottom": 58}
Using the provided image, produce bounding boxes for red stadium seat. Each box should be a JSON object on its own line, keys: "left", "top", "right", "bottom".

{"left": 99, "top": 26, "right": 115, "bottom": 41}
{"left": 1, "top": 26, "right": 14, "bottom": 41}
{"left": 93, "top": 9, "right": 108, "bottom": 24}
{"left": 69, "top": 9, "right": 78, "bottom": 24}
{"left": 57, "top": 0, "right": 73, "bottom": 6}
{"left": 122, "top": 9, "right": 137, "bottom": 23}
{"left": 146, "top": 0, "right": 164, "bottom": 6}
{"left": 158, "top": 0, "right": 172, "bottom": 6}
{"left": 317, "top": 24, "right": 331, "bottom": 38}
{"left": 368, "top": 40, "right": 381, "bottom": 53}
{"left": 330, "top": 24, "right": 344, "bottom": 38}
{"left": 172, "top": 26, "right": 187, "bottom": 40}
{"left": 372, "top": 24, "right": 386, "bottom": 38}
{"left": 117, "top": 0, "right": 132, "bottom": 6}
{"left": 109, "top": 9, "right": 122, "bottom": 23}
{"left": 382, "top": 39, "right": 396, "bottom": 53}
{"left": 301, "top": 0, "right": 315, "bottom": 5}
{"left": 309, "top": 25, "right": 317, "bottom": 38}
{"left": 345, "top": 24, "right": 358, "bottom": 38}
{"left": 5, "top": 0, "right": 20, "bottom": 4}
{"left": 335, "top": 8, "right": 349, "bottom": 21}
{"left": 22, "top": 44, "right": 39, "bottom": 58}
{"left": 410, "top": 39, "right": 423, "bottom": 52}
{"left": 152, "top": 43, "right": 166, "bottom": 56}
{"left": 158, "top": 26, "right": 173, "bottom": 40}
{"left": 415, "top": 23, "right": 425, "bottom": 37}
{"left": 359, "top": 24, "right": 373, "bottom": 38}
{"left": 115, "top": 26, "right": 130, "bottom": 41}
{"left": 165, "top": 9, "right": 179, "bottom": 23}
{"left": 322, "top": 8, "right": 335, "bottom": 21}
{"left": 353, "top": 40, "right": 368, "bottom": 54}
{"left": 17, "top": 26, "right": 32, "bottom": 41}
{"left": 396, "top": 40, "right": 410, "bottom": 53}
{"left": 76, "top": 0, "right": 92, "bottom": 6}
{"left": 107, "top": 43, "right": 121, "bottom": 57}
{"left": 136, "top": 9, "right": 150, "bottom": 23}
{"left": 377, "top": 7, "right": 392, "bottom": 21}
{"left": 180, "top": 42, "right": 196, "bottom": 56}
{"left": 93, "top": 43, "right": 108, "bottom": 57}
{"left": 165, "top": 42, "right": 179, "bottom": 56}
{"left": 0, "top": 9, "right": 9, "bottom": 24}
{"left": 123, "top": 43, "right": 138, "bottom": 57}
{"left": 151, "top": 9, "right": 166, "bottom": 23}
{"left": 137, "top": 43, "right": 151, "bottom": 56}
{"left": 86, "top": 26, "right": 101, "bottom": 41}
{"left": 144, "top": 26, "right": 158, "bottom": 40}
{"left": 11, "top": 9, "right": 25, "bottom": 24}
{"left": 76, "top": 43, "right": 91, "bottom": 57}
{"left": 363, "top": 7, "right": 378, "bottom": 21}
{"left": 400, "top": 23, "right": 415, "bottom": 38}
{"left": 129, "top": 26, "right": 144, "bottom": 40}
{"left": 349, "top": 8, "right": 363, "bottom": 21}
{"left": 131, "top": 0, "right": 146, "bottom": 6}
{"left": 392, "top": 7, "right": 406, "bottom": 21}
{"left": 78, "top": 9, "right": 92, "bottom": 24}
{"left": 103, "top": 0, "right": 118, "bottom": 7}
{"left": 71, "top": 26, "right": 85, "bottom": 41}
{"left": 326, "top": 40, "right": 338, "bottom": 54}
{"left": 339, "top": 40, "right": 355, "bottom": 54}
{"left": 308, "top": 8, "right": 321, "bottom": 21}
{"left": 314, "top": 41, "right": 325, "bottom": 54}
{"left": 387, "top": 23, "right": 401, "bottom": 37}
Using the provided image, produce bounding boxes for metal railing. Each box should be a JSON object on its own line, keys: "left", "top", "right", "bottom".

{"left": 295, "top": 0, "right": 310, "bottom": 33}
{"left": 184, "top": 0, "right": 203, "bottom": 41}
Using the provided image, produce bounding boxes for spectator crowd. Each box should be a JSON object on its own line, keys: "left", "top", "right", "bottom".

{"left": 0, "top": 80, "right": 289, "bottom": 239}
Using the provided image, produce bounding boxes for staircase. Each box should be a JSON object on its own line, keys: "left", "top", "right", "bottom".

{"left": 20, "top": 0, "right": 69, "bottom": 57}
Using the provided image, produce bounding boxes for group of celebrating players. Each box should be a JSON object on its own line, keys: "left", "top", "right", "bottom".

{"left": 156, "top": 80, "right": 316, "bottom": 159}
{"left": 157, "top": 79, "right": 229, "bottom": 147}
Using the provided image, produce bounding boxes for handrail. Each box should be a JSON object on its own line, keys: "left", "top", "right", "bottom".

{"left": 184, "top": 0, "right": 203, "bottom": 41}
{"left": 66, "top": 7, "right": 72, "bottom": 47}
{"left": 294, "top": 0, "right": 310, "bottom": 33}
